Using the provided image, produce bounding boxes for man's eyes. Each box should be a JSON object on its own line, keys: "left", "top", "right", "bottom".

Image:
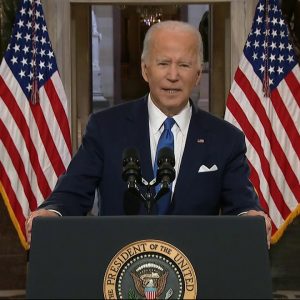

{"left": 157, "top": 62, "right": 191, "bottom": 68}
{"left": 179, "top": 63, "right": 191, "bottom": 68}
{"left": 157, "top": 62, "right": 169, "bottom": 66}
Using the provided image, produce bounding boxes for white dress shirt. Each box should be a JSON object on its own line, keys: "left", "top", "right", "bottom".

{"left": 147, "top": 95, "right": 192, "bottom": 192}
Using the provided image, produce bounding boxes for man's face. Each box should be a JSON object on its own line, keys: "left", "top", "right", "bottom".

{"left": 141, "top": 28, "right": 202, "bottom": 116}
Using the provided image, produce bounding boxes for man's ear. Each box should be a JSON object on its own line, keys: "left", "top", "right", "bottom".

{"left": 195, "top": 69, "right": 202, "bottom": 86}
{"left": 141, "top": 62, "right": 149, "bottom": 83}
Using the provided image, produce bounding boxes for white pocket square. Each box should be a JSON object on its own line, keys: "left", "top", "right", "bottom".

{"left": 198, "top": 164, "right": 218, "bottom": 173}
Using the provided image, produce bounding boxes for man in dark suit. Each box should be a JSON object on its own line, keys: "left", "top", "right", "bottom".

{"left": 26, "top": 20, "right": 271, "bottom": 246}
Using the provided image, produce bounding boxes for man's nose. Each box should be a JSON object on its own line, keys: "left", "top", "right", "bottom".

{"left": 167, "top": 64, "right": 179, "bottom": 81}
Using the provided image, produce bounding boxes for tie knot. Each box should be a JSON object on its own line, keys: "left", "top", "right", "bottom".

{"left": 163, "top": 117, "right": 175, "bottom": 131}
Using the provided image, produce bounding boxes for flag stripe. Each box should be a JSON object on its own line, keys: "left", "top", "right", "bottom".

{"left": 44, "top": 76, "right": 72, "bottom": 156}
{"left": 239, "top": 57, "right": 300, "bottom": 179}
{"left": 39, "top": 84, "right": 71, "bottom": 174}
{"left": 247, "top": 160, "right": 282, "bottom": 233}
{"left": 0, "top": 100, "right": 46, "bottom": 204}
{"left": 223, "top": 109, "right": 285, "bottom": 229}
{"left": 233, "top": 67, "right": 300, "bottom": 204}
{"left": 30, "top": 97, "right": 66, "bottom": 177}
{"left": 272, "top": 88, "right": 300, "bottom": 158}
{"left": 227, "top": 80, "right": 295, "bottom": 229}
{"left": 248, "top": 162, "right": 278, "bottom": 234}
{"left": 247, "top": 160, "right": 269, "bottom": 212}
{"left": 0, "top": 122, "right": 38, "bottom": 210}
{"left": 0, "top": 164, "right": 27, "bottom": 238}
{"left": 0, "top": 61, "right": 61, "bottom": 191}
{"left": 227, "top": 93, "right": 291, "bottom": 219}
{"left": 0, "top": 160, "right": 29, "bottom": 222}
{"left": 229, "top": 72, "right": 299, "bottom": 213}
{"left": 292, "top": 64, "right": 300, "bottom": 84}
{"left": 0, "top": 76, "right": 52, "bottom": 199}
{"left": 285, "top": 69, "right": 300, "bottom": 106}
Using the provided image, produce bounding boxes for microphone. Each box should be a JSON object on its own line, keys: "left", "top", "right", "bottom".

{"left": 122, "top": 147, "right": 143, "bottom": 214}
{"left": 156, "top": 147, "right": 176, "bottom": 190}
{"left": 122, "top": 147, "right": 142, "bottom": 188}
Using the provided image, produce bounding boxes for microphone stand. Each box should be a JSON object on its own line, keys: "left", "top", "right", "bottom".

{"left": 133, "top": 179, "right": 156, "bottom": 215}
{"left": 122, "top": 146, "right": 175, "bottom": 215}
{"left": 131, "top": 178, "right": 170, "bottom": 215}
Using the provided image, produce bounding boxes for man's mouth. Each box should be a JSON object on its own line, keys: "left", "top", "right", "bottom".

{"left": 163, "top": 89, "right": 180, "bottom": 94}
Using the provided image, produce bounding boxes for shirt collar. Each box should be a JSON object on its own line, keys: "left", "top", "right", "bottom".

{"left": 147, "top": 94, "right": 192, "bottom": 135}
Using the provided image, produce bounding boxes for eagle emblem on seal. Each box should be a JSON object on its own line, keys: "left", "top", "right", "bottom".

{"left": 131, "top": 263, "right": 168, "bottom": 300}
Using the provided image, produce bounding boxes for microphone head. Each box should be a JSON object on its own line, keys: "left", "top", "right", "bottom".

{"left": 122, "top": 147, "right": 140, "bottom": 165}
{"left": 122, "top": 147, "right": 141, "bottom": 183}
{"left": 156, "top": 147, "right": 175, "bottom": 184}
{"left": 157, "top": 147, "right": 175, "bottom": 167}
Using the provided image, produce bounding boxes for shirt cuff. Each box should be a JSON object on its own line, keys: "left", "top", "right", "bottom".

{"left": 238, "top": 211, "right": 248, "bottom": 216}
{"left": 47, "top": 209, "right": 62, "bottom": 217}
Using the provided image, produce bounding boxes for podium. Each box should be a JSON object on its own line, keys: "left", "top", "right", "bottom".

{"left": 26, "top": 215, "right": 272, "bottom": 299}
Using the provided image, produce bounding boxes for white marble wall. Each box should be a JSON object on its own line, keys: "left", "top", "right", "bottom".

{"left": 92, "top": 5, "right": 114, "bottom": 102}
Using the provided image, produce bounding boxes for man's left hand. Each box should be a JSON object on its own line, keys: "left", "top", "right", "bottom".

{"left": 242, "top": 210, "right": 272, "bottom": 249}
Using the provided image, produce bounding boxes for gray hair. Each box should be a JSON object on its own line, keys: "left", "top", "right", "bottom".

{"left": 141, "top": 20, "right": 203, "bottom": 67}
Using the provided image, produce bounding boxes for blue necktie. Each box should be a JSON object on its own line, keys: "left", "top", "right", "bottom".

{"left": 154, "top": 117, "right": 175, "bottom": 214}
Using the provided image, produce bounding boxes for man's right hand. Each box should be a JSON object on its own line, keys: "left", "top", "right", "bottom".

{"left": 25, "top": 209, "right": 59, "bottom": 246}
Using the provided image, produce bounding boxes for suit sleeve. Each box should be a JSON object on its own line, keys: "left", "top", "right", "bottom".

{"left": 221, "top": 130, "right": 262, "bottom": 215}
{"left": 38, "top": 113, "right": 103, "bottom": 216}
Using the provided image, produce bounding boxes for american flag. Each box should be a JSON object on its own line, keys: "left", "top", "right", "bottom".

{"left": 225, "top": 0, "right": 300, "bottom": 243}
{"left": 0, "top": 0, "right": 72, "bottom": 249}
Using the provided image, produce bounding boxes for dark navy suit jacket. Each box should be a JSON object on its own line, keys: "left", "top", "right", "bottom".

{"left": 39, "top": 96, "right": 261, "bottom": 215}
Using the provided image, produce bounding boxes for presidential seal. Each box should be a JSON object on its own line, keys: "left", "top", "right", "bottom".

{"left": 103, "top": 239, "right": 197, "bottom": 299}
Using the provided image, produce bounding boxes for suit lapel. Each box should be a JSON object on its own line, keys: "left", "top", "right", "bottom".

{"left": 126, "top": 96, "right": 154, "bottom": 182}
{"left": 174, "top": 106, "right": 208, "bottom": 196}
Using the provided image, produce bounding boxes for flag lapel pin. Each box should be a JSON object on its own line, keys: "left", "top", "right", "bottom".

{"left": 197, "top": 138, "right": 205, "bottom": 144}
